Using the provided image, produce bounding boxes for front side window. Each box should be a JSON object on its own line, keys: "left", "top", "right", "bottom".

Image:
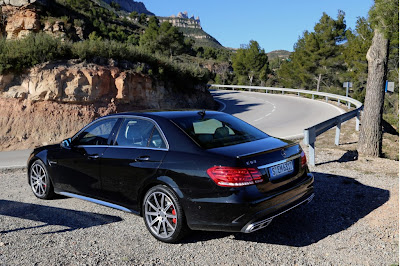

{"left": 171, "top": 113, "right": 268, "bottom": 149}
{"left": 74, "top": 118, "right": 118, "bottom": 146}
{"left": 115, "top": 118, "right": 166, "bottom": 149}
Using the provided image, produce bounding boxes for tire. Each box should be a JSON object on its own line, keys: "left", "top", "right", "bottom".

{"left": 142, "top": 185, "right": 189, "bottom": 243}
{"left": 29, "top": 159, "right": 54, "bottom": 200}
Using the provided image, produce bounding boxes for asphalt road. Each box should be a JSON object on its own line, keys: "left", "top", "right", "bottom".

{"left": 211, "top": 90, "right": 344, "bottom": 139}
{"left": 0, "top": 149, "right": 32, "bottom": 169}
{"left": 0, "top": 91, "right": 344, "bottom": 169}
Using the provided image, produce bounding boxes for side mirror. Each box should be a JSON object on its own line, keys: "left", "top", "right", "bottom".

{"left": 61, "top": 138, "right": 72, "bottom": 149}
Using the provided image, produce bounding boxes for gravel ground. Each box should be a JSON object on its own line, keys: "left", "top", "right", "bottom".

{"left": 0, "top": 150, "right": 398, "bottom": 265}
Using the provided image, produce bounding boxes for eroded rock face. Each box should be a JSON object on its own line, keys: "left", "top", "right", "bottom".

{"left": 0, "top": 61, "right": 216, "bottom": 110}
{"left": 0, "top": 61, "right": 216, "bottom": 151}
{"left": 2, "top": 5, "right": 41, "bottom": 39}
{"left": 0, "top": 0, "right": 45, "bottom": 6}
{"left": 43, "top": 20, "right": 67, "bottom": 39}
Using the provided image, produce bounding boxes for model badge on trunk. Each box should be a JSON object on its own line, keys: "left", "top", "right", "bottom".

{"left": 246, "top": 160, "right": 257, "bottom": 165}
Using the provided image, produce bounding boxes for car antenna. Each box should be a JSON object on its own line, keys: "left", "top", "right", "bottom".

{"left": 198, "top": 109, "right": 206, "bottom": 118}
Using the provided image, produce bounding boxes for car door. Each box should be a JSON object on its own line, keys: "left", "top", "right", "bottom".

{"left": 51, "top": 117, "right": 120, "bottom": 198}
{"left": 99, "top": 117, "right": 168, "bottom": 209}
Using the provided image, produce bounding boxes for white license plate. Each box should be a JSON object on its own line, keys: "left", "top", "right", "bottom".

{"left": 269, "top": 161, "right": 294, "bottom": 178}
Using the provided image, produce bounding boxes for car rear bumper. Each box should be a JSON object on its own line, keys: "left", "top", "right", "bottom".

{"left": 183, "top": 172, "right": 314, "bottom": 232}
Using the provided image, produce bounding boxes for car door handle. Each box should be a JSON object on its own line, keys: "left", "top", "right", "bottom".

{"left": 135, "top": 156, "right": 150, "bottom": 162}
{"left": 87, "top": 154, "right": 100, "bottom": 159}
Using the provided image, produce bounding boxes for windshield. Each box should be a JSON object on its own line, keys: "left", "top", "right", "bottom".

{"left": 171, "top": 113, "right": 269, "bottom": 149}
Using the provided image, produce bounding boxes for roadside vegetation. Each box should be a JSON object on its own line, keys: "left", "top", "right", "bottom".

{"left": 0, "top": 33, "right": 210, "bottom": 89}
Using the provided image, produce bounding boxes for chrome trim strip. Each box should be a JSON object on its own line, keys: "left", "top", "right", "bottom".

{"left": 57, "top": 191, "right": 135, "bottom": 213}
{"left": 242, "top": 193, "right": 315, "bottom": 233}
{"left": 48, "top": 160, "right": 57, "bottom": 166}
{"left": 257, "top": 154, "right": 300, "bottom": 169}
{"left": 76, "top": 145, "right": 168, "bottom": 152}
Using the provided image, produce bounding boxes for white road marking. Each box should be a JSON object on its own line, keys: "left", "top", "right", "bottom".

{"left": 215, "top": 99, "right": 227, "bottom": 112}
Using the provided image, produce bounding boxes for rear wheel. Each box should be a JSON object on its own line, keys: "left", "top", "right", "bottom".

{"left": 29, "top": 160, "right": 54, "bottom": 199}
{"left": 143, "top": 185, "right": 188, "bottom": 243}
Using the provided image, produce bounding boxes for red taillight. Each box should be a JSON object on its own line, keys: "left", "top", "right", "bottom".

{"left": 207, "top": 166, "right": 263, "bottom": 187}
{"left": 301, "top": 151, "right": 307, "bottom": 167}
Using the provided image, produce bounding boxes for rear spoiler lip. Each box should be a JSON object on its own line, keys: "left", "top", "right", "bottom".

{"left": 237, "top": 143, "right": 298, "bottom": 159}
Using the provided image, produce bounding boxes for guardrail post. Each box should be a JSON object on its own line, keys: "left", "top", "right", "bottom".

{"left": 312, "top": 94, "right": 315, "bottom": 100}
{"left": 249, "top": 88, "right": 252, "bottom": 92}
{"left": 335, "top": 118, "right": 342, "bottom": 146}
{"left": 356, "top": 110, "right": 361, "bottom": 131}
{"left": 325, "top": 96, "right": 328, "bottom": 102}
{"left": 266, "top": 90, "right": 269, "bottom": 93}
{"left": 282, "top": 91, "right": 284, "bottom": 95}
{"left": 304, "top": 128, "right": 316, "bottom": 166}
{"left": 347, "top": 102, "right": 351, "bottom": 109}
{"left": 337, "top": 99, "right": 340, "bottom": 105}
{"left": 298, "top": 92, "right": 300, "bottom": 96}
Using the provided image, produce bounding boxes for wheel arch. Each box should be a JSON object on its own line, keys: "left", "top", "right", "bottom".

{"left": 27, "top": 150, "right": 50, "bottom": 185}
{"left": 137, "top": 175, "right": 184, "bottom": 216}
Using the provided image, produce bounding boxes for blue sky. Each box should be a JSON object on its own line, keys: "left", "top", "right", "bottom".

{"left": 144, "top": 0, "right": 374, "bottom": 52}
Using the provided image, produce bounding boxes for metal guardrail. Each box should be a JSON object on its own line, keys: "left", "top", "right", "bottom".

{"left": 210, "top": 84, "right": 363, "bottom": 166}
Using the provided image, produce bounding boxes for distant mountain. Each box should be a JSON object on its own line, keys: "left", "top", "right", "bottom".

{"left": 159, "top": 14, "right": 222, "bottom": 49}
{"left": 267, "top": 50, "right": 291, "bottom": 60}
{"left": 101, "top": 0, "right": 154, "bottom": 15}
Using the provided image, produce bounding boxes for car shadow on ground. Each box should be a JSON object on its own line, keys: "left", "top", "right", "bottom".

{"left": 183, "top": 172, "right": 389, "bottom": 246}
{"left": 0, "top": 200, "right": 123, "bottom": 234}
{"left": 211, "top": 91, "right": 263, "bottom": 115}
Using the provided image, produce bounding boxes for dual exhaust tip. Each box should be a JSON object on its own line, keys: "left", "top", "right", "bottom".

{"left": 242, "top": 193, "right": 315, "bottom": 233}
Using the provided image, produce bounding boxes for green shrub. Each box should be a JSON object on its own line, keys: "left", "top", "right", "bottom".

{"left": 0, "top": 33, "right": 71, "bottom": 74}
{"left": 0, "top": 33, "right": 210, "bottom": 89}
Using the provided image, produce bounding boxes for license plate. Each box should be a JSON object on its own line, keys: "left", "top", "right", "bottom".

{"left": 269, "top": 161, "right": 294, "bottom": 178}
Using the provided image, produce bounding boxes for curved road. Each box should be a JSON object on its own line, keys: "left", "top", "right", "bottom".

{"left": 0, "top": 90, "right": 344, "bottom": 169}
{"left": 212, "top": 90, "right": 344, "bottom": 139}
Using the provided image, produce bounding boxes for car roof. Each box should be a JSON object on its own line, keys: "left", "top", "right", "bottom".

{"left": 103, "top": 110, "right": 223, "bottom": 120}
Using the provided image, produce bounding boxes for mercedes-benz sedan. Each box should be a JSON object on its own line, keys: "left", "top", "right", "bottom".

{"left": 27, "top": 110, "right": 314, "bottom": 243}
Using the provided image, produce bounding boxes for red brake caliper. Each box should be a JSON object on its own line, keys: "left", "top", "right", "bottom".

{"left": 172, "top": 209, "right": 177, "bottom": 224}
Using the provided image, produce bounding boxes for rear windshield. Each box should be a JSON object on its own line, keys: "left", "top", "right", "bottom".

{"left": 171, "top": 113, "right": 268, "bottom": 149}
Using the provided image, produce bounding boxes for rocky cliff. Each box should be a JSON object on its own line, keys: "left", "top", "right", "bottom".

{"left": 159, "top": 11, "right": 201, "bottom": 29}
{"left": 0, "top": 2, "right": 73, "bottom": 40}
{"left": 0, "top": 60, "right": 215, "bottom": 108}
{"left": 0, "top": 60, "right": 216, "bottom": 151}
{"left": 0, "top": 0, "right": 46, "bottom": 6}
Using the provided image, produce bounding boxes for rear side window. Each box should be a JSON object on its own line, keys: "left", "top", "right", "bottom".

{"left": 171, "top": 113, "right": 268, "bottom": 149}
{"left": 115, "top": 118, "right": 166, "bottom": 149}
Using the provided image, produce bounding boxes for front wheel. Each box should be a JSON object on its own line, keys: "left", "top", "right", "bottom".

{"left": 143, "top": 185, "right": 189, "bottom": 243}
{"left": 29, "top": 160, "right": 54, "bottom": 199}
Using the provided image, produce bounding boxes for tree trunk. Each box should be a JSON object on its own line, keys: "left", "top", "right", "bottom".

{"left": 316, "top": 73, "right": 322, "bottom": 92}
{"left": 358, "top": 29, "right": 389, "bottom": 157}
{"left": 248, "top": 74, "right": 253, "bottom": 86}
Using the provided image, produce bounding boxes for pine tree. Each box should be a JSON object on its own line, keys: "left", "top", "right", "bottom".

{"left": 232, "top": 40, "right": 269, "bottom": 86}
{"left": 358, "top": 0, "right": 399, "bottom": 157}
{"left": 277, "top": 11, "right": 347, "bottom": 91}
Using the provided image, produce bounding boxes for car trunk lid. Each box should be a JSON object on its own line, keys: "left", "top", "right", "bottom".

{"left": 209, "top": 137, "right": 305, "bottom": 193}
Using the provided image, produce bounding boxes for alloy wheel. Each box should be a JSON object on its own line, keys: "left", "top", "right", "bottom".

{"left": 30, "top": 162, "right": 48, "bottom": 197}
{"left": 144, "top": 191, "right": 178, "bottom": 239}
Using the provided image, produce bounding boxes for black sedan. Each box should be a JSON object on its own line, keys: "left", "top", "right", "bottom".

{"left": 27, "top": 110, "right": 314, "bottom": 243}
